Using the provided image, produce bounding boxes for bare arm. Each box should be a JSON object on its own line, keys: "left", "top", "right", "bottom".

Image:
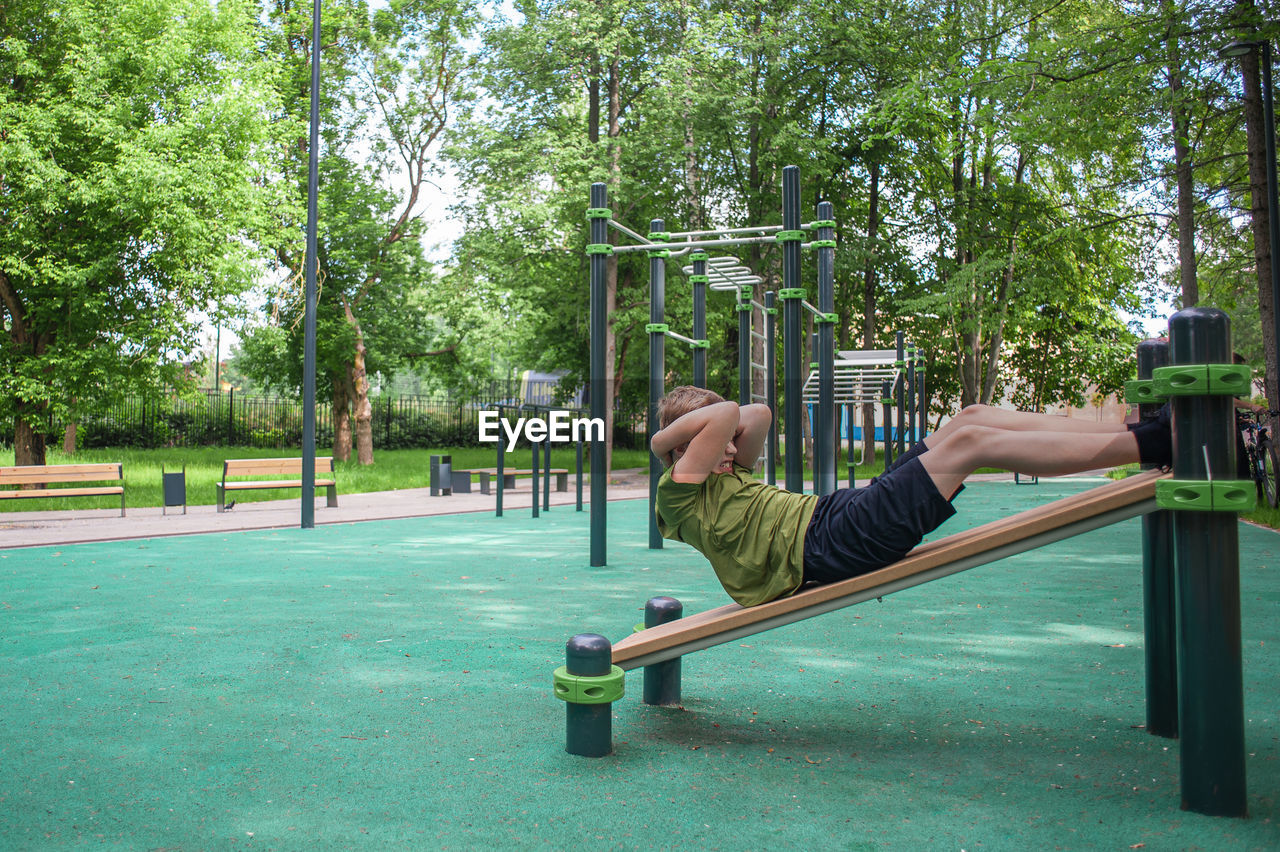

{"left": 731, "top": 404, "right": 772, "bottom": 470}
{"left": 651, "top": 401, "right": 739, "bottom": 483}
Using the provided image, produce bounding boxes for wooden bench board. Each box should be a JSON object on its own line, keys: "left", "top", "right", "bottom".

{"left": 223, "top": 479, "right": 337, "bottom": 491}
{"left": 0, "top": 486, "right": 124, "bottom": 499}
{"left": 222, "top": 458, "right": 335, "bottom": 478}
{"left": 612, "top": 471, "right": 1167, "bottom": 670}
{"left": 0, "top": 463, "right": 123, "bottom": 486}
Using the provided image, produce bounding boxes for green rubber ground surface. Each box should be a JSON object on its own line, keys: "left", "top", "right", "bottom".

{"left": 2, "top": 479, "right": 1278, "bottom": 849}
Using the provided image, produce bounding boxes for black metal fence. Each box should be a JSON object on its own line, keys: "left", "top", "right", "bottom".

{"left": 55, "top": 386, "right": 645, "bottom": 451}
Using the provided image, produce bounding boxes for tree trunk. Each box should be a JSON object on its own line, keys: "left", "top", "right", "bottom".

{"left": 340, "top": 297, "right": 375, "bottom": 465}
{"left": 1240, "top": 35, "right": 1280, "bottom": 414}
{"left": 14, "top": 415, "right": 46, "bottom": 467}
{"left": 332, "top": 376, "right": 352, "bottom": 463}
{"left": 63, "top": 422, "right": 77, "bottom": 455}
{"left": 979, "top": 151, "right": 1027, "bottom": 405}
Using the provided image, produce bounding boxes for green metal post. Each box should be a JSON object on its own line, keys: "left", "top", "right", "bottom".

{"left": 895, "top": 331, "right": 906, "bottom": 457}
{"left": 906, "top": 346, "right": 917, "bottom": 445}
{"left": 576, "top": 436, "right": 583, "bottom": 511}
{"left": 765, "top": 290, "right": 778, "bottom": 486}
{"left": 782, "top": 166, "right": 804, "bottom": 492}
{"left": 815, "top": 201, "right": 836, "bottom": 495}
{"left": 881, "top": 380, "right": 894, "bottom": 472}
{"left": 1138, "top": 337, "right": 1177, "bottom": 740}
{"left": 563, "top": 634, "right": 614, "bottom": 757}
{"left": 738, "top": 287, "right": 751, "bottom": 405}
{"left": 642, "top": 596, "right": 683, "bottom": 706}
{"left": 1169, "top": 307, "right": 1246, "bottom": 817}
{"left": 542, "top": 408, "right": 551, "bottom": 511}
{"left": 495, "top": 404, "right": 505, "bottom": 518}
{"left": 531, "top": 430, "right": 539, "bottom": 519}
{"left": 649, "top": 219, "right": 666, "bottom": 550}
{"left": 589, "top": 184, "right": 608, "bottom": 566}
{"left": 692, "top": 255, "right": 707, "bottom": 388}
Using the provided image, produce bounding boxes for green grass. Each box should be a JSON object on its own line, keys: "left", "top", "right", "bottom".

{"left": 0, "top": 445, "right": 653, "bottom": 512}
{"left": 1244, "top": 502, "right": 1280, "bottom": 530}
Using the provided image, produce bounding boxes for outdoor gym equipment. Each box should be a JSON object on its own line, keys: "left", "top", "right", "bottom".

{"left": 588, "top": 166, "right": 844, "bottom": 564}
{"left": 558, "top": 307, "right": 1254, "bottom": 819}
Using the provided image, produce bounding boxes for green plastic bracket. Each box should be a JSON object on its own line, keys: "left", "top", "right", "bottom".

{"left": 552, "top": 665, "right": 625, "bottom": 705}
{"left": 688, "top": 274, "right": 709, "bottom": 284}
{"left": 646, "top": 323, "right": 669, "bottom": 334}
{"left": 776, "top": 230, "right": 805, "bottom": 242}
{"left": 809, "top": 239, "right": 837, "bottom": 249}
{"left": 779, "top": 288, "right": 806, "bottom": 299}
{"left": 816, "top": 312, "right": 838, "bottom": 324}
{"left": 810, "top": 361, "right": 820, "bottom": 369}
{"left": 1155, "top": 479, "right": 1257, "bottom": 513}
{"left": 648, "top": 232, "right": 670, "bottom": 242}
{"left": 1124, "top": 379, "right": 1166, "bottom": 404}
{"left": 809, "top": 219, "right": 837, "bottom": 230}
{"left": 690, "top": 251, "right": 709, "bottom": 262}
{"left": 739, "top": 285, "right": 753, "bottom": 298}
{"left": 880, "top": 397, "right": 893, "bottom": 405}
{"left": 689, "top": 339, "right": 710, "bottom": 349}
{"left": 586, "top": 208, "right": 612, "bottom": 219}
{"left": 765, "top": 308, "right": 778, "bottom": 316}
{"left": 647, "top": 248, "right": 671, "bottom": 258}
{"left": 735, "top": 304, "right": 753, "bottom": 313}
{"left": 586, "top": 243, "right": 614, "bottom": 255}
{"left": 1152, "top": 364, "right": 1252, "bottom": 397}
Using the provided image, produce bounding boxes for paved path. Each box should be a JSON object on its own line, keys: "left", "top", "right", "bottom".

{"left": 0, "top": 473, "right": 650, "bottom": 550}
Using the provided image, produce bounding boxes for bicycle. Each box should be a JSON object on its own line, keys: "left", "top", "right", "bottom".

{"left": 1240, "top": 408, "right": 1280, "bottom": 509}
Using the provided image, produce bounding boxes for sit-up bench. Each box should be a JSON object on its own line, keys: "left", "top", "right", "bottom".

{"left": 611, "top": 469, "right": 1166, "bottom": 670}
{"left": 217, "top": 457, "right": 337, "bottom": 512}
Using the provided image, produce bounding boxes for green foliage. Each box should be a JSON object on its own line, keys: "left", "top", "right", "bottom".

{"left": 0, "top": 0, "right": 280, "bottom": 459}
{"left": 243, "top": 0, "right": 480, "bottom": 463}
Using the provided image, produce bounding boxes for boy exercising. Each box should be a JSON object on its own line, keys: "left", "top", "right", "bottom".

{"left": 651, "top": 386, "right": 1170, "bottom": 607}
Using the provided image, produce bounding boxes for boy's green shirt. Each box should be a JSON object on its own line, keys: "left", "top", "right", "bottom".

{"left": 654, "top": 463, "right": 819, "bottom": 606}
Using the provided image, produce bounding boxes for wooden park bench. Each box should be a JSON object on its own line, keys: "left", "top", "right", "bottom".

{"left": 0, "top": 463, "right": 126, "bottom": 516}
{"left": 465, "top": 467, "right": 569, "bottom": 492}
{"left": 217, "top": 457, "right": 337, "bottom": 513}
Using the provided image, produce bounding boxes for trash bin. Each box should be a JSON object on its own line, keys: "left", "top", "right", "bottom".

{"left": 430, "top": 455, "right": 452, "bottom": 497}
{"left": 162, "top": 465, "right": 187, "bottom": 515}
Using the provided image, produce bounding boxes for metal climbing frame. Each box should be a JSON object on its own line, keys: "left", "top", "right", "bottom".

{"left": 587, "top": 166, "right": 838, "bottom": 563}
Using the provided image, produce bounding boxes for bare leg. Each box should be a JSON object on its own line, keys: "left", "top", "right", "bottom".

{"left": 920, "top": 423, "right": 1141, "bottom": 499}
{"left": 923, "top": 404, "right": 1129, "bottom": 450}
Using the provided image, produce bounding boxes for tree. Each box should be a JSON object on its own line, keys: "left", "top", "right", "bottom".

{"left": 0, "top": 0, "right": 278, "bottom": 465}
{"left": 254, "top": 0, "right": 477, "bottom": 463}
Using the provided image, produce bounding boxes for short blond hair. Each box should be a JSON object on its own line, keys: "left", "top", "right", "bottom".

{"left": 657, "top": 386, "right": 725, "bottom": 429}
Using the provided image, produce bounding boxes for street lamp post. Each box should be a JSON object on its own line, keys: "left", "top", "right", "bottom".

{"left": 1221, "top": 38, "right": 1280, "bottom": 412}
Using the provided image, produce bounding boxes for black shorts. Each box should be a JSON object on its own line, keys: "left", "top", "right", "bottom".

{"left": 802, "top": 457, "right": 958, "bottom": 585}
{"left": 1127, "top": 403, "right": 1172, "bottom": 468}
